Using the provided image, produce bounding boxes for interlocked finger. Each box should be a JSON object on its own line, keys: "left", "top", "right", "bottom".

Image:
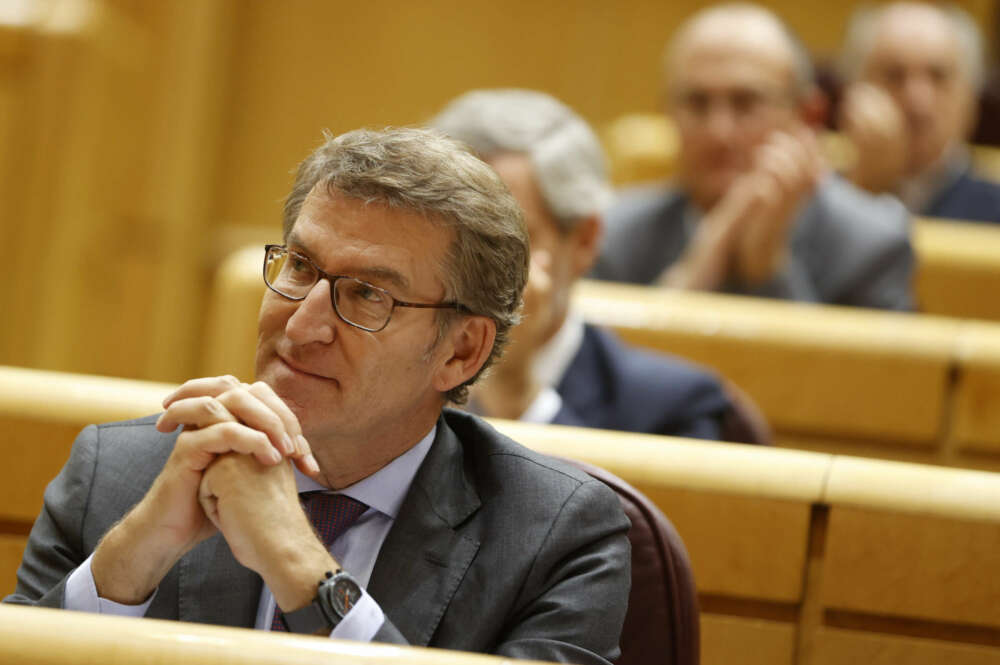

{"left": 213, "top": 387, "right": 298, "bottom": 456}
{"left": 162, "top": 375, "right": 243, "bottom": 409}
{"left": 175, "top": 421, "right": 283, "bottom": 471}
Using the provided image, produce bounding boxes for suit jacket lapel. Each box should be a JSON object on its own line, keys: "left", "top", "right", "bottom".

{"left": 178, "top": 533, "right": 262, "bottom": 627}
{"left": 555, "top": 325, "right": 612, "bottom": 428}
{"left": 367, "top": 416, "right": 481, "bottom": 646}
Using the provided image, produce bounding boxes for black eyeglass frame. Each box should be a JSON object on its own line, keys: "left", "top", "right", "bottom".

{"left": 262, "top": 244, "right": 468, "bottom": 332}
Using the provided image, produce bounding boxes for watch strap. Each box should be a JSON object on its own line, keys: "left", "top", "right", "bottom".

{"left": 280, "top": 570, "right": 359, "bottom": 635}
{"left": 281, "top": 600, "right": 332, "bottom": 635}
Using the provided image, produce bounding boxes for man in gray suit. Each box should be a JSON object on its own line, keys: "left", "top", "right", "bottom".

{"left": 593, "top": 3, "right": 915, "bottom": 310}
{"left": 838, "top": 2, "right": 1000, "bottom": 223}
{"left": 6, "top": 128, "right": 631, "bottom": 664}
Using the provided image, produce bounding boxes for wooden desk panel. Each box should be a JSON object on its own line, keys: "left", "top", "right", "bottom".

{"left": 492, "top": 420, "right": 826, "bottom": 603}
{"left": 810, "top": 627, "right": 1000, "bottom": 665}
{"left": 952, "top": 323, "right": 1000, "bottom": 453}
{"left": 914, "top": 219, "right": 1000, "bottom": 323}
{"left": 822, "top": 507, "right": 1000, "bottom": 628}
{"left": 702, "top": 614, "right": 796, "bottom": 665}
{"left": 573, "top": 280, "right": 958, "bottom": 445}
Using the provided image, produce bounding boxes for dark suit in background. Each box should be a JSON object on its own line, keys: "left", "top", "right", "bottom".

{"left": 924, "top": 167, "right": 1000, "bottom": 223}
{"left": 553, "top": 324, "right": 732, "bottom": 441}
{"left": 7, "top": 410, "right": 630, "bottom": 665}
{"left": 593, "top": 177, "right": 915, "bottom": 311}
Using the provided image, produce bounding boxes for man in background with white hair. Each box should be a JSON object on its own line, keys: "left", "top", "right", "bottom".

{"left": 433, "top": 89, "right": 762, "bottom": 442}
{"left": 839, "top": 1, "right": 1000, "bottom": 223}
{"left": 594, "top": 3, "right": 914, "bottom": 310}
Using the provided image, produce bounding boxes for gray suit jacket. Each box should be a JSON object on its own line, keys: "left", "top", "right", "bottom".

{"left": 6, "top": 410, "right": 631, "bottom": 664}
{"left": 593, "top": 177, "right": 915, "bottom": 310}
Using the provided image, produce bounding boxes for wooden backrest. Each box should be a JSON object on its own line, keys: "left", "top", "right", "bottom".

{"left": 493, "top": 419, "right": 1000, "bottom": 665}
{"left": 572, "top": 280, "right": 960, "bottom": 449}
{"left": 816, "top": 456, "right": 1000, "bottom": 664}
{"left": 493, "top": 420, "right": 825, "bottom": 665}
{"left": 950, "top": 322, "right": 1000, "bottom": 457}
{"left": 0, "top": 366, "right": 174, "bottom": 599}
{"left": 913, "top": 218, "right": 1000, "bottom": 322}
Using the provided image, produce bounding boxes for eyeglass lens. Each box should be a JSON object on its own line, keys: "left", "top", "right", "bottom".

{"left": 264, "top": 247, "right": 394, "bottom": 331}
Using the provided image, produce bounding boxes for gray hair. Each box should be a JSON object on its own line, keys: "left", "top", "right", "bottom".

{"left": 430, "top": 89, "right": 613, "bottom": 233}
{"left": 663, "top": 3, "right": 817, "bottom": 101}
{"left": 283, "top": 127, "right": 529, "bottom": 404}
{"left": 840, "top": 2, "right": 986, "bottom": 92}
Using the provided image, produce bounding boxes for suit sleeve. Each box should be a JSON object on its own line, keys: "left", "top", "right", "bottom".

{"left": 494, "top": 479, "right": 631, "bottom": 664}
{"left": 372, "top": 479, "right": 631, "bottom": 665}
{"left": 811, "top": 181, "right": 916, "bottom": 311}
{"left": 3, "top": 425, "right": 99, "bottom": 608}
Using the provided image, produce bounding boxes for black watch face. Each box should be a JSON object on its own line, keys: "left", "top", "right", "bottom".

{"left": 330, "top": 576, "right": 362, "bottom": 617}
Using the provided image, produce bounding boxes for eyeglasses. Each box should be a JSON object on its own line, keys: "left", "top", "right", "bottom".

{"left": 263, "top": 244, "right": 468, "bottom": 332}
{"left": 671, "top": 87, "right": 794, "bottom": 126}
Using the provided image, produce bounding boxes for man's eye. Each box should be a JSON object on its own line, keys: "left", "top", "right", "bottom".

{"left": 682, "top": 92, "right": 710, "bottom": 115}
{"left": 352, "top": 283, "right": 384, "bottom": 303}
{"left": 730, "top": 91, "right": 761, "bottom": 115}
{"left": 290, "top": 257, "right": 311, "bottom": 272}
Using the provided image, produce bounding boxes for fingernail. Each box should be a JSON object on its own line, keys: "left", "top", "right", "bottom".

{"left": 282, "top": 434, "right": 296, "bottom": 456}
{"left": 297, "top": 435, "right": 310, "bottom": 456}
{"left": 305, "top": 454, "right": 320, "bottom": 475}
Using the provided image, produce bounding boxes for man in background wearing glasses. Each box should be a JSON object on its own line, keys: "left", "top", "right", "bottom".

{"left": 6, "top": 128, "right": 631, "bottom": 664}
{"left": 593, "top": 3, "right": 914, "bottom": 311}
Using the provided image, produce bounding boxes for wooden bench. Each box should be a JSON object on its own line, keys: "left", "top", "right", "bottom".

{"left": 4, "top": 366, "right": 1000, "bottom": 664}
{"left": 0, "top": 604, "right": 547, "bottom": 665}
{"left": 494, "top": 419, "right": 1000, "bottom": 665}
{"left": 913, "top": 217, "right": 1000, "bottom": 323}
{"left": 816, "top": 455, "right": 1000, "bottom": 664}
{"left": 493, "top": 420, "right": 826, "bottom": 665}
{"left": 200, "top": 248, "right": 1000, "bottom": 470}
{"left": 571, "top": 280, "right": 978, "bottom": 467}
{"left": 0, "top": 366, "right": 174, "bottom": 599}
{"left": 950, "top": 321, "right": 1000, "bottom": 461}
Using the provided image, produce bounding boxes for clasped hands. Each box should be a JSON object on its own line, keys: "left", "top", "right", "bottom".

{"left": 92, "top": 376, "right": 334, "bottom": 610}
{"left": 664, "top": 125, "right": 826, "bottom": 290}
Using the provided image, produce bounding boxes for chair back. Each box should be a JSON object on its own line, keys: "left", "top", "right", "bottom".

{"left": 561, "top": 457, "right": 700, "bottom": 665}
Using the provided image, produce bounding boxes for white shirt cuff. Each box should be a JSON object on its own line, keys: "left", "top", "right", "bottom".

{"left": 328, "top": 588, "right": 384, "bottom": 641}
{"left": 64, "top": 553, "right": 157, "bottom": 616}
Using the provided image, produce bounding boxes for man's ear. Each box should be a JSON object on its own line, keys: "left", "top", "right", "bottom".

{"left": 432, "top": 315, "right": 497, "bottom": 393}
{"left": 570, "top": 215, "right": 604, "bottom": 278}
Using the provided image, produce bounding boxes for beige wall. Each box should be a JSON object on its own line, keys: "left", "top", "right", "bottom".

{"left": 215, "top": 0, "right": 997, "bottom": 230}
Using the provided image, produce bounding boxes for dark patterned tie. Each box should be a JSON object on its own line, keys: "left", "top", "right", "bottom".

{"left": 270, "top": 492, "right": 368, "bottom": 631}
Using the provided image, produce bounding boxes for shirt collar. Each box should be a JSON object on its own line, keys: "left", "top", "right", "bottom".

{"left": 531, "top": 310, "right": 585, "bottom": 389}
{"left": 293, "top": 425, "right": 436, "bottom": 519}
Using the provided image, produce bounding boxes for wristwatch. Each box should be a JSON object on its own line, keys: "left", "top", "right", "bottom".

{"left": 281, "top": 569, "right": 362, "bottom": 634}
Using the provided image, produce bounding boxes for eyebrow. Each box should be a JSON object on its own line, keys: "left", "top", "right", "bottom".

{"left": 286, "top": 231, "right": 411, "bottom": 291}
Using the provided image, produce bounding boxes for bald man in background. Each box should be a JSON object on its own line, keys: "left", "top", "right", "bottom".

{"left": 433, "top": 89, "right": 759, "bottom": 442}
{"left": 594, "top": 2, "right": 914, "bottom": 310}
{"left": 839, "top": 2, "right": 1000, "bottom": 223}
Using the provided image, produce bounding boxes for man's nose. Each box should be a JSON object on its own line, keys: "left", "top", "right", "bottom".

{"left": 900, "top": 74, "right": 937, "bottom": 118}
{"left": 704, "top": 104, "right": 738, "bottom": 142}
{"left": 285, "top": 279, "right": 337, "bottom": 345}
